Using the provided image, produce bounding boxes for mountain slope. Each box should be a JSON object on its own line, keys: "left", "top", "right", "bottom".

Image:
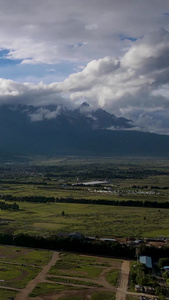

{"left": 0, "top": 104, "right": 168, "bottom": 158}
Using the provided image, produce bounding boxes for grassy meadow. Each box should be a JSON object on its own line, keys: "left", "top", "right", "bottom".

{"left": 49, "top": 253, "right": 112, "bottom": 279}
{"left": 0, "top": 201, "right": 168, "bottom": 237}
{"left": 0, "top": 157, "right": 169, "bottom": 238}
{"left": 0, "top": 289, "right": 18, "bottom": 300}
{"left": 0, "top": 245, "right": 51, "bottom": 265}
{"left": 0, "top": 245, "right": 52, "bottom": 299}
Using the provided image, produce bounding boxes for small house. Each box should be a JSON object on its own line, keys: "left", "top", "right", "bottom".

{"left": 139, "top": 256, "right": 152, "bottom": 269}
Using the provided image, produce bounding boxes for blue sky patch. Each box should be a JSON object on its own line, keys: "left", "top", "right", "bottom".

{"left": 0, "top": 49, "right": 22, "bottom": 65}
{"left": 119, "top": 34, "right": 137, "bottom": 42}
{"left": 0, "top": 61, "right": 81, "bottom": 83}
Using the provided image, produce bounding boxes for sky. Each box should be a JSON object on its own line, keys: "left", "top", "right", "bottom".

{"left": 0, "top": 0, "right": 169, "bottom": 134}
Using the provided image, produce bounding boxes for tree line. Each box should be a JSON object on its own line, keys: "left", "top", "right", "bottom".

{"left": 1, "top": 194, "right": 169, "bottom": 209}
{"left": 0, "top": 201, "right": 19, "bottom": 210}
{"left": 139, "top": 243, "right": 169, "bottom": 260}
{"left": 0, "top": 232, "right": 135, "bottom": 259}
{"left": 0, "top": 232, "right": 168, "bottom": 260}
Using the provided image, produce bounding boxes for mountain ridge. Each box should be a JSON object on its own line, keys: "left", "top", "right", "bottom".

{"left": 0, "top": 103, "right": 168, "bottom": 158}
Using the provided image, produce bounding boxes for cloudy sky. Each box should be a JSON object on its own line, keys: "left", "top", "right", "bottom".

{"left": 1, "top": 0, "right": 169, "bottom": 133}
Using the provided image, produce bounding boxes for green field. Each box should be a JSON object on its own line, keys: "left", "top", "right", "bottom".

{"left": 0, "top": 289, "right": 18, "bottom": 300}
{"left": 0, "top": 246, "right": 51, "bottom": 290}
{"left": 2, "top": 157, "right": 169, "bottom": 203}
{"left": 0, "top": 245, "right": 51, "bottom": 265}
{"left": 49, "top": 253, "right": 111, "bottom": 279}
{"left": 0, "top": 263, "right": 40, "bottom": 289}
{"left": 0, "top": 245, "right": 54, "bottom": 299}
{"left": 29, "top": 282, "right": 82, "bottom": 297}
{"left": 0, "top": 157, "right": 169, "bottom": 238}
{"left": 0, "top": 201, "right": 169, "bottom": 237}
{"left": 91, "top": 292, "right": 116, "bottom": 300}
{"left": 126, "top": 296, "right": 139, "bottom": 300}
{"left": 47, "top": 276, "right": 102, "bottom": 287}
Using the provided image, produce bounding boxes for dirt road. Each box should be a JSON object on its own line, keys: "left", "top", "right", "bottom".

{"left": 15, "top": 251, "right": 59, "bottom": 300}
{"left": 116, "top": 260, "right": 130, "bottom": 300}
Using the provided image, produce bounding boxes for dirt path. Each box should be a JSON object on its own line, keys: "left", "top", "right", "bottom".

{"left": 0, "top": 260, "right": 41, "bottom": 268}
{"left": 116, "top": 260, "right": 130, "bottom": 300}
{"left": 47, "top": 273, "right": 103, "bottom": 285}
{"left": 13, "top": 256, "right": 128, "bottom": 300}
{"left": 0, "top": 285, "right": 21, "bottom": 292}
{"left": 47, "top": 270, "right": 115, "bottom": 289}
{"left": 15, "top": 251, "right": 59, "bottom": 300}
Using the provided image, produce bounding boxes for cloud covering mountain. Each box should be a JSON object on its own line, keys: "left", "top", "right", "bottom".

{"left": 0, "top": 1, "right": 169, "bottom": 134}
{"left": 0, "top": 103, "right": 169, "bottom": 158}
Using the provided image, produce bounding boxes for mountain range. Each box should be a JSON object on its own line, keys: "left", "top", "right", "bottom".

{"left": 0, "top": 102, "right": 169, "bottom": 158}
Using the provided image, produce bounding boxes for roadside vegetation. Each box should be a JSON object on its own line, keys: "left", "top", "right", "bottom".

{"left": 91, "top": 292, "right": 116, "bottom": 300}
{"left": 106, "top": 269, "right": 120, "bottom": 287}
{"left": 129, "top": 261, "right": 166, "bottom": 298}
{"left": 158, "top": 257, "right": 169, "bottom": 291}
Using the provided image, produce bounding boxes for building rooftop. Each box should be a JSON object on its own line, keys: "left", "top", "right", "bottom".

{"left": 139, "top": 256, "right": 152, "bottom": 268}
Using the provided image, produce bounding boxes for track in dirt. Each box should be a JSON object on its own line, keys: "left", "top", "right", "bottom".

{"left": 116, "top": 260, "right": 130, "bottom": 300}
{"left": 14, "top": 251, "right": 59, "bottom": 300}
